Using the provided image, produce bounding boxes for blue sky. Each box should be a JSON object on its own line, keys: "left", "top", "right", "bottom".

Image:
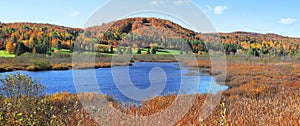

{"left": 0, "top": 0, "right": 299, "bottom": 37}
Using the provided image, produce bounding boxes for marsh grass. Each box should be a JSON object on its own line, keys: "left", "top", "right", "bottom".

{"left": 0, "top": 56, "right": 300, "bottom": 125}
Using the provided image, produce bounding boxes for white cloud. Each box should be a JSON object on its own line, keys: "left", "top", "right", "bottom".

{"left": 71, "top": 11, "right": 80, "bottom": 16}
{"left": 214, "top": 5, "right": 228, "bottom": 15}
{"left": 280, "top": 18, "right": 297, "bottom": 25}
{"left": 173, "top": 0, "right": 189, "bottom": 6}
{"left": 151, "top": 0, "right": 164, "bottom": 6}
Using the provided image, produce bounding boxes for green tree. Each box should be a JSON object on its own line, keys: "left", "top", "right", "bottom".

{"left": 110, "top": 45, "right": 114, "bottom": 53}
{"left": 261, "top": 45, "right": 269, "bottom": 55}
{"left": 223, "top": 43, "right": 230, "bottom": 55}
{"left": 147, "top": 48, "right": 151, "bottom": 54}
{"left": 150, "top": 47, "right": 156, "bottom": 54}
{"left": 200, "top": 41, "right": 208, "bottom": 52}
{"left": 248, "top": 47, "right": 254, "bottom": 56}
{"left": 136, "top": 48, "right": 142, "bottom": 54}
{"left": 12, "top": 35, "right": 18, "bottom": 43}
{"left": 34, "top": 44, "right": 48, "bottom": 54}
{"left": 230, "top": 44, "right": 238, "bottom": 55}
{"left": 55, "top": 40, "right": 62, "bottom": 50}
{"left": 14, "top": 42, "right": 28, "bottom": 56}
{"left": 278, "top": 45, "right": 286, "bottom": 56}
{"left": 248, "top": 47, "right": 260, "bottom": 57}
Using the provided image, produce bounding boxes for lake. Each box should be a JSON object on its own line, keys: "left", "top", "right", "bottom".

{"left": 1, "top": 62, "right": 228, "bottom": 102}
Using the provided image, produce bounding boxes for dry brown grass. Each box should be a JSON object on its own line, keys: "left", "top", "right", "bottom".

{"left": 1, "top": 56, "right": 300, "bottom": 125}
{"left": 1, "top": 89, "right": 300, "bottom": 125}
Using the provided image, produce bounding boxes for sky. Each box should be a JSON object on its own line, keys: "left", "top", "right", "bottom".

{"left": 0, "top": 0, "right": 299, "bottom": 37}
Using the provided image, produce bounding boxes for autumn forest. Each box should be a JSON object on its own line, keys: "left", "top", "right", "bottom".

{"left": 1, "top": 17, "right": 299, "bottom": 57}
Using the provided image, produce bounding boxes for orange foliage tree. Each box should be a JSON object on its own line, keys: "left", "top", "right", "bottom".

{"left": 6, "top": 41, "right": 16, "bottom": 54}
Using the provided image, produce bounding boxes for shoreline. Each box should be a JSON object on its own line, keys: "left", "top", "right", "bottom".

{"left": 0, "top": 62, "right": 132, "bottom": 73}
{"left": 0, "top": 60, "right": 210, "bottom": 73}
{"left": 0, "top": 54, "right": 187, "bottom": 72}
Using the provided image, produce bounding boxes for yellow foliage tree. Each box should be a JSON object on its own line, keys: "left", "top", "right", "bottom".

{"left": 24, "top": 40, "right": 30, "bottom": 47}
{"left": 6, "top": 41, "right": 16, "bottom": 54}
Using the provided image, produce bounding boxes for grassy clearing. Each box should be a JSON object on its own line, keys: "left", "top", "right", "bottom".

{"left": 60, "top": 49, "right": 71, "bottom": 53}
{"left": 131, "top": 48, "right": 181, "bottom": 55}
{"left": 156, "top": 49, "right": 181, "bottom": 55}
{"left": 52, "top": 48, "right": 71, "bottom": 54}
{"left": 0, "top": 50, "right": 16, "bottom": 58}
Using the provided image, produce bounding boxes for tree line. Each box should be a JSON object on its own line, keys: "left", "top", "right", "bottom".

{"left": 0, "top": 19, "right": 299, "bottom": 57}
{"left": 0, "top": 22, "right": 81, "bottom": 56}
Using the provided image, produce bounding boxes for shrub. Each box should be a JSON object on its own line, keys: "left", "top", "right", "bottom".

{"left": 0, "top": 73, "right": 45, "bottom": 98}
{"left": 30, "top": 59, "right": 52, "bottom": 70}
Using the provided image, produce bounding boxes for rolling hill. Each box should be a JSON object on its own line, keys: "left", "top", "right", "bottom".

{"left": 0, "top": 17, "right": 299, "bottom": 56}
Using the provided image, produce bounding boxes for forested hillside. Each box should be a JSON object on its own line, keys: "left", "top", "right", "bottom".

{"left": 0, "top": 22, "right": 82, "bottom": 55}
{"left": 0, "top": 18, "right": 299, "bottom": 56}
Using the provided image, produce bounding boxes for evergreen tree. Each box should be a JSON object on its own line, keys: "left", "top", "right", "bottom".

{"left": 55, "top": 41, "right": 62, "bottom": 50}
{"left": 136, "top": 48, "right": 142, "bottom": 54}
{"left": 14, "top": 42, "right": 28, "bottom": 56}
{"left": 12, "top": 35, "right": 18, "bottom": 43}
{"left": 110, "top": 45, "right": 114, "bottom": 53}
{"left": 150, "top": 47, "right": 156, "bottom": 54}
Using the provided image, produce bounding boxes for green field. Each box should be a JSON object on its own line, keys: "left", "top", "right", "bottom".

{"left": 97, "top": 46, "right": 182, "bottom": 55}
{"left": 0, "top": 47, "right": 182, "bottom": 58}
{"left": 156, "top": 49, "right": 181, "bottom": 55}
{"left": 52, "top": 48, "right": 71, "bottom": 54}
{"left": 135, "top": 48, "right": 181, "bottom": 55}
{"left": 0, "top": 50, "right": 16, "bottom": 58}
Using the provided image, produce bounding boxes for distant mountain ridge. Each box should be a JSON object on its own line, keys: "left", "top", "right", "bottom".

{"left": 84, "top": 18, "right": 300, "bottom": 44}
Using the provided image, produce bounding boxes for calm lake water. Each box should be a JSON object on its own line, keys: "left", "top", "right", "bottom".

{"left": 1, "top": 62, "right": 228, "bottom": 102}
